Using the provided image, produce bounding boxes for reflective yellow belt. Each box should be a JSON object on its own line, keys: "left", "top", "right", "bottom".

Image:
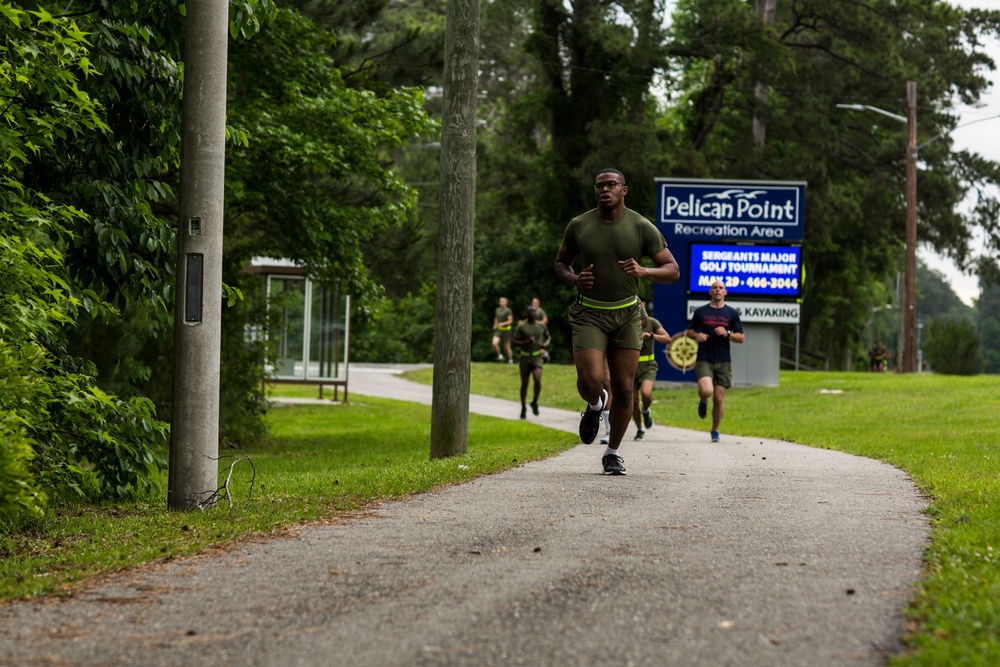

{"left": 576, "top": 294, "right": 638, "bottom": 310}
{"left": 638, "top": 354, "right": 655, "bottom": 362}
{"left": 520, "top": 350, "right": 542, "bottom": 358}
{"left": 498, "top": 325, "right": 511, "bottom": 330}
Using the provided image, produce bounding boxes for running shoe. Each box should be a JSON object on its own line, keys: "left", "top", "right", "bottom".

{"left": 497, "top": 354, "right": 504, "bottom": 362}
{"left": 634, "top": 429, "right": 644, "bottom": 441}
{"left": 578, "top": 391, "right": 606, "bottom": 444}
{"left": 711, "top": 431, "right": 720, "bottom": 442}
{"left": 698, "top": 400, "right": 708, "bottom": 419}
{"left": 520, "top": 405, "right": 527, "bottom": 420}
{"left": 530, "top": 401, "right": 539, "bottom": 416}
{"left": 599, "top": 436, "right": 610, "bottom": 445}
{"left": 602, "top": 453, "right": 626, "bottom": 476}
{"left": 643, "top": 409, "right": 654, "bottom": 430}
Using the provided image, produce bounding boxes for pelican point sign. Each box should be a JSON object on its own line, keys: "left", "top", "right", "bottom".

{"left": 656, "top": 178, "right": 805, "bottom": 241}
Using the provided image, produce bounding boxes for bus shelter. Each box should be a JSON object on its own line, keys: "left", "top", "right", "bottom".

{"left": 248, "top": 258, "right": 351, "bottom": 400}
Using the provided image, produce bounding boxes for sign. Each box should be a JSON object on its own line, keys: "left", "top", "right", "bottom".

{"left": 686, "top": 300, "right": 801, "bottom": 324}
{"left": 688, "top": 243, "right": 801, "bottom": 297}
{"left": 665, "top": 334, "right": 699, "bottom": 372}
{"left": 657, "top": 178, "right": 805, "bottom": 241}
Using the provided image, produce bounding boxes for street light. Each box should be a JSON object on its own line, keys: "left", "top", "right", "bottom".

{"left": 836, "top": 81, "right": 918, "bottom": 373}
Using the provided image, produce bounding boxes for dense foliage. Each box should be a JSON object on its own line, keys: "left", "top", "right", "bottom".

{"left": 360, "top": 0, "right": 1000, "bottom": 368}
{"left": 1, "top": 0, "right": 432, "bottom": 523}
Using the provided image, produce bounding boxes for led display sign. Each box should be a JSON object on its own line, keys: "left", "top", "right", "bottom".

{"left": 689, "top": 243, "right": 801, "bottom": 297}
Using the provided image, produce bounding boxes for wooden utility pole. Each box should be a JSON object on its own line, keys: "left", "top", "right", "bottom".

{"left": 168, "top": 0, "right": 229, "bottom": 508}
{"left": 430, "top": 0, "right": 480, "bottom": 458}
{"left": 902, "top": 80, "right": 918, "bottom": 373}
{"left": 752, "top": 0, "right": 777, "bottom": 147}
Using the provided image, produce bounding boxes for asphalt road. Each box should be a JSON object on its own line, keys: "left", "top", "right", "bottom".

{"left": 0, "top": 364, "right": 929, "bottom": 666}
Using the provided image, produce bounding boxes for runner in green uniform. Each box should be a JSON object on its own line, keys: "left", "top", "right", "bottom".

{"left": 554, "top": 168, "right": 680, "bottom": 476}
{"left": 532, "top": 297, "right": 552, "bottom": 363}
{"left": 512, "top": 305, "right": 551, "bottom": 419}
{"left": 491, "top": 296, "right": 514, "bottom": 363}
{"left": 632, "top": 304, "right": 671, "bottom": 440}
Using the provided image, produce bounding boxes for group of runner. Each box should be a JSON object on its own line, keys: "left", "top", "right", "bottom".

{"left": 492, "top": 168, "right": 745, "bottom": 476}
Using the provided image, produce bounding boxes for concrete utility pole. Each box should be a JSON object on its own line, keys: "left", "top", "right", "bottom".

{"left": 168, "top": 0, "right": 229, "bottom": 508}
{"left": 430, "top": 0, "right": 480, "bottom": 458}
{"left": 902, "top": 80, "right": 918, "bottom": 373}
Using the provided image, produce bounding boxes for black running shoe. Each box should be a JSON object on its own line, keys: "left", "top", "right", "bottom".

{"left": 530, "top": 401, "right": 539, "bottom": 416}
{"left": 643, "top": 409, "right": 653, "bottom": 430}
{"left": 634, "top": 429, "right": 644, "bottom": 441}
{"left": 579, "top": 408, "right": 602, "bottom": 444}
{"left": 602, "top": 453, "right": 626, "bottom": 475}
{"left": 579, "top": 390, "right": 606, "bottom": 444}
{"left": 520, "top": 405, "right": 527, "bottom": 420}
{"left": 697, "top": 400, "right": 707, "bottom": 419}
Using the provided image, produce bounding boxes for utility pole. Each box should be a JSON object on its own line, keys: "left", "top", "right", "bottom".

{"left": 752, "top": 0, "right": 777, "bottom": 147}
{"left": 168, "top": 0, "right": 229, "bottom": 508}
{"left": 903, "top": 80, "right": 918, "bottom": 373}
{"left": 430, "top": 0, "right": 480, "bottom": 458}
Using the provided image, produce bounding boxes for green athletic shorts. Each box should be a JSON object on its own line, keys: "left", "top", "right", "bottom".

{"left": 568, "top": 301, "right": 642, "bottom": 352}
{"left": 494, "top": 328, "right": 512, "bottom": 345}
{"left": 519, "top": 354, "right": 544, "bottom": 375}
{"left": 695, "top": 360, "right": 733, "bottom": 389}
{"left": 634, "top": 361, "right": 658, "bottom": 387}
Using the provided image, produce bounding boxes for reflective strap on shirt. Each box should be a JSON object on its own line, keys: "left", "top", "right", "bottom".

{"left": 576, "top": 294, "right": 639, "bottom": 310}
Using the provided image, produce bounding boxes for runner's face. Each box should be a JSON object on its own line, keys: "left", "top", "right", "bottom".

{"left": 710, "top": 282, "right": 726, "bottom": 302}
{"left": 594, "top": 173, "right": 627, "bottom": 209}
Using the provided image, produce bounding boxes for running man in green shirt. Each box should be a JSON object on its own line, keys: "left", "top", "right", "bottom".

{"left": 491, "top": 296, "right": 514, "bottom": 363}
{"left": 554, "top": 168, "right": 680, "bottom": 475}
{"left": 512, "top": 304, "right": 551, "bottom": 419}
{"left": 632, "top": 304, "right": 671, "bottom": 440}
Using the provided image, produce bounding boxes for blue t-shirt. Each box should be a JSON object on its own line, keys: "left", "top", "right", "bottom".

{"left": 689, "top": 304, "right": 743, "bottom": 363}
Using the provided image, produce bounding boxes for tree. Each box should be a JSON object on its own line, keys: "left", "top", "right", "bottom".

{"left": 430, "top": 0, "right": 479, "bottom": 458}
{"left": 663, "top": 0, "right": 1000, "bottom": 367}
{"left": 1, "top": 3, "right": 172, "bottom": 520}
{"left": 918, "top": 261, "right": 974, "bottom": 323}
{"left": 978, "top": 281, "right": 1000, "bottom": 374}
{"left": 923, "top": 317, "right": 983, "bottom": 375}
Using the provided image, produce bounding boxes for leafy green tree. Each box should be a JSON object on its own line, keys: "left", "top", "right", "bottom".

{"left": 918, "top": 261, "right": 974, "bottom": 323}
{"left": 222, "top": 6, "right": 436, "bottom": 384}
{"left": 1, "top": 3, "right": 172, "bottom": 520}
{"left": 978, "top": 281, "right": 1000, "bottom": 374}
{"left": 664, "top": 0, "right": 1000, "bottom": 367}
{"left": 923, "top": 317, "right": 983, "bottom": 375}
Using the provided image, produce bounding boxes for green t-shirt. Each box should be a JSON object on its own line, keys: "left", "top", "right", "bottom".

{"left": 513, "top": 321, "right": 548, "bottom": 355}
{"left": 562, "top": 208, "right": 667, "bottom": 303}
{"left": 494, "top": 307, "right": 513, "bottom": 330}
{"left": 639, "top": 317, "right": 663, "bottom": 357}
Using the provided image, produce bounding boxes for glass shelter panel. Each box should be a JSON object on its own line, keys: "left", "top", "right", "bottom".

{"left": 265, "top": 273, "right": 349, "bottom": 382}
{"left": 268, "top": 276, "right": 306, "bottom": 378}
{"left": 308, "top": 283, "right": 348, "bottom": 381}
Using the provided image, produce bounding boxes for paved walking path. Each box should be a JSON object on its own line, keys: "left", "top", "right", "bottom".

{"left": 0, "top": 364, "right": 928, "bottom": 666}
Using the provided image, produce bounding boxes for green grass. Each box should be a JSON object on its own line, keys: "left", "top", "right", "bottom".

{"left": 3, "top": 366, "right": 1000, "bottom": 665}
{"left": 406, "top": 364, "right": 1000, "bottom": 666}
{"left": 0, "top": 393, "right": 573, "bottom": 601}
